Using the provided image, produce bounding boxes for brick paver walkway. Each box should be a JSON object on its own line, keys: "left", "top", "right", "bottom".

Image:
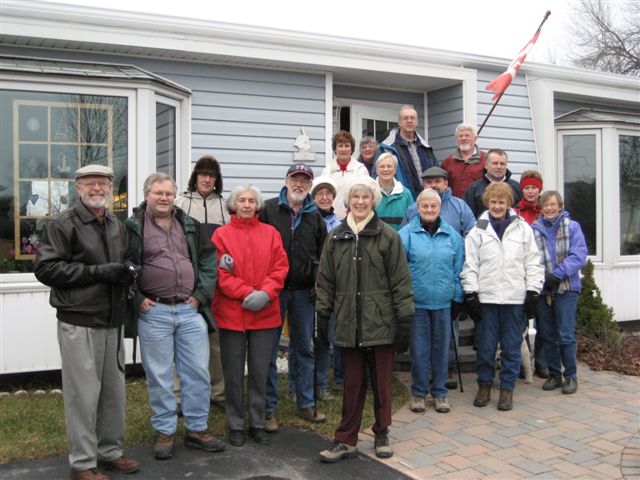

{"left": 358, "top": 363, "right": 639, "bottom": 479}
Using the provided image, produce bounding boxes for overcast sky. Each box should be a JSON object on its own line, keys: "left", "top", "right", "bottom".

{"left": 40, "top": 0, "right": 577, "bottom": 65}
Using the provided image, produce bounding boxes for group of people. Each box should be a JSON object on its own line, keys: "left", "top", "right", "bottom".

{"left": 34, "top": 104, "right": 588, "bottom": 479}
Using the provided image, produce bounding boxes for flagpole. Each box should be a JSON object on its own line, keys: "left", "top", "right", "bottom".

{"left": 477, "top": 11, "right": 551, "bottom": 136}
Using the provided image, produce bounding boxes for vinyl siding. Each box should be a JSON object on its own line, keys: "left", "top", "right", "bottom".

{"left": 1, "top": 46, "right": 326, "bottom": 198}
{"left": 476, "top": 69, "right": 538, "bottom": 178}
{"left": 428, "top": 84, "right": 463, "bottom": 161}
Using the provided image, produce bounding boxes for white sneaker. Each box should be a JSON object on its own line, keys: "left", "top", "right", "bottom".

{"left": 410, "top": 395, "right": 426, "bottom": 413}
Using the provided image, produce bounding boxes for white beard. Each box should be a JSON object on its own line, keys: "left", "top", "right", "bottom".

{"left": 80, "top": 192, "right": 109, "bottom": 209}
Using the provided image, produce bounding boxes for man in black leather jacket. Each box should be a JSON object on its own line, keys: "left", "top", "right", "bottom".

{"left": 35, "top": 164, "right": 139, "bottom": 480}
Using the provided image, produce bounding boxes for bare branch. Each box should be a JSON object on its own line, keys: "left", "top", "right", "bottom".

{"left": 567, "top": 0, "right": 640, "bottom": 76}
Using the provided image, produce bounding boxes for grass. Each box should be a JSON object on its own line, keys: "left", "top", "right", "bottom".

{"left": 0, "top": 373, "right": 410, "bottom": 464}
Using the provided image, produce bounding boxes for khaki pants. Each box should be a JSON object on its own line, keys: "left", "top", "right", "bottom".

{"left": 57, "top": 322, "right": 125, "bottom": 470}
{"left": 209, "top": 331, "right": 225, "bottom": 401}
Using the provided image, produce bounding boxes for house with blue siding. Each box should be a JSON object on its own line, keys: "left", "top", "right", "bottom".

{"left": 0, "top": 2, "right": 638, "bottom": 374}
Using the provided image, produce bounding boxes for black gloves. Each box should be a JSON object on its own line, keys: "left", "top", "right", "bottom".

{"left": 395, "top": 316, "right": 412, "bottom": 354}
{"left": 93, "top": 263, "right": 127, "bottom": 284}
{"left": 464, "top": 292, "right": 481, "bottom": 322}
{"left": 524, "top": 290, "right": 540, "bottom": 318}
{"left": 543, "top": 272, "right": 561, "bottom": 292}
{"left": 451, "top": 301, "right": 464, "bottom": 321}
{"left": 316, "top": 314, "right": 330, "bottom": 348}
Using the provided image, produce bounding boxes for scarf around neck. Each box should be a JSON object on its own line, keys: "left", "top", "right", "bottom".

{"left": 346, "top": 210, "right": 375, "bottom": 235}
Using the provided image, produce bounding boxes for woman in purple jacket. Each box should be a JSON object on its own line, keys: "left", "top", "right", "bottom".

{"left": 531, "top": 191, "right": 587, "bottom": 395}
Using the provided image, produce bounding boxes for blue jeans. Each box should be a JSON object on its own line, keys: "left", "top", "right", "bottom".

{"left": 286, "top": 312, "right": 332, "bottom": 392}
{"left": 266, "top": 288, "right": 316, "bottom": 411}
{"left": 138, "top": 303, "right": 210, "bottom": 434}
{"left": 410, "top": 308, "right": 451, "bottom": 399}
{"left": 448, "top": 315, "right": 460, "bottom": 369}
{"left": 475, "top": 304, "right": 525, "bottom": 391}
{"left": 537, "top": 292, "right": 579, "bottom": 380}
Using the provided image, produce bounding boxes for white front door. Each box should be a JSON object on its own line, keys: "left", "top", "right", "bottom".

{"left": 349, "top": 103, "right": 402, "bottom": 146}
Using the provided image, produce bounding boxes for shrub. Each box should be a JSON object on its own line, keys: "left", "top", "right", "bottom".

{"left": 576, "top": 259, "right": 620, "bottom": 346}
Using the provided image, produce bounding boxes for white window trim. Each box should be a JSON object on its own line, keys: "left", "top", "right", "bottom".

{"left": 615, "top": 128, "right": 640, "bottom": 264}
{"left": 556, "top": 127, "right": 603, "bottom": 262}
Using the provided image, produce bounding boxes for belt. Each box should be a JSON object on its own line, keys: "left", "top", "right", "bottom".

{"left": 153, "top": 296, "right": 187, "bottom": 305}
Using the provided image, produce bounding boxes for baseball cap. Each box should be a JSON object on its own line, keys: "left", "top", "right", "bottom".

{"left": 286, "top": 163, "right": 314, "bottom": 180}
{"left": 421, "top": 166, "right": 448, "bottom": 179}
{"left": 75, "top": 164, "right": 114, "bottom": 179}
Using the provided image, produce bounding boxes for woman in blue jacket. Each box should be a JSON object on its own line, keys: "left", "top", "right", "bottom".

{"left": 532, "top": 191, "right": 587, "bottom": 395}
{"left": 399, "top": 188, "right": 464, "bottom": 414}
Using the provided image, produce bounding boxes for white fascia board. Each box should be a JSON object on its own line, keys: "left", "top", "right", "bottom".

{"left": 1, "top": 7, "right": 477, "bottom": 82}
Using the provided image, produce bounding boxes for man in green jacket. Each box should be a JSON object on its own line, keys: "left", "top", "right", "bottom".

{"left": 126, "top": 172, "right": 223, "bottom": 460}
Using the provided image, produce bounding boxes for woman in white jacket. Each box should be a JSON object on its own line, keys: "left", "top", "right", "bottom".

{"left": 321, "top": 131, "right": 369, "bottom": 220}
{"left": 461, "top": 183, "right": 543, "bottom": 411}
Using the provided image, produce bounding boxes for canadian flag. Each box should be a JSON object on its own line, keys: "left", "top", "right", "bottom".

{"left": 486, "top": 12, "right": 550, "bottom": 102}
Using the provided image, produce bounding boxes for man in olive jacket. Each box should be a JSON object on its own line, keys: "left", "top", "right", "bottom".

{"left": 125, "top": 172, "right": 223, "bottom": 460}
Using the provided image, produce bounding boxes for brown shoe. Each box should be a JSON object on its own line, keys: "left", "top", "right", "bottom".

{"left": 70, "top": 468, "right": 108, "bottom": 480}
{"left": 99, "top": 456, "right": 139, "bottom": 474}
{"left": 497, "top": 389, "right": 513, "bottom": 411}
{"left": 185, "top": 429, "right": 226, "bottom": 452}
{"left": 153, "top": 432, "right": 175, "bottom": 460}
{"left": 296, "top": 407, "right": 326, "bottom": 423}
{"left": 473, "top": 383, "right": 492, "bottom": 407}
{"left": 265, "top": 411, "right": 279, "bottom": 433}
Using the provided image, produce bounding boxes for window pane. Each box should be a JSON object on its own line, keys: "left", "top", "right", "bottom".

{"left": 156, "top": 103, "right": 176, "bottom": 178}
{"left": 620, "top": 134, "right": 640, "bottom": 255}
{"left": 0, "top": 90, "right": 128, "bottom": 273}
{"left": 563, "top": 134, "right": 596, "bottom": 255}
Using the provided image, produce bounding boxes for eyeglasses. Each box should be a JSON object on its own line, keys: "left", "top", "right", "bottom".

{"left": 149, "top": 191, "right": 175, "bottom": 198}
{"left": 315, "top": 191, "right": 334, "bottom": 198}
{"left": 78, "top": 179, "right": 111, "bottom": 188}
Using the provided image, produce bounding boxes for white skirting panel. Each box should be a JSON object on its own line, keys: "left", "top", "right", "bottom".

{"left": 593, "top": 263, "right": 640, "bottom": 323}
{"left": 0, "top": 275, "right": 139, "bottom": 374}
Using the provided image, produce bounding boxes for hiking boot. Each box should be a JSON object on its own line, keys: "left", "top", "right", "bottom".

{"left": 497, "top": 389, "right": 513, "bottom": 411}
{"left": 319, "top": 441, "right": 359, "bottom": 463}
{"left": 184, "top": 429, "right": 226, "bottom": 452}
{"left": 445, "top": 379, "right": 458, "bottom": 390}
{"left": 434, "top": 396, "right": 450, "bottom": 413}
{"left": 473, "top": 383, "right": 492, "bottom": 407}
{"left": 250, "top": 428, "right": 270, "bottom": 445}
{"left": 562, "top": 378, "right": 578, "bottom": 394}
{"left": 228, "top": 429, "right": 245, "bottom": 447}
{"left": 265, "top": 411, "right": 279, "bottom": 433}
{"left": 409, "top": 395, "right": 426, "bottom": 413}
{"left": 153, "top": 432, "right": 175, "bottom": 460}
{"left": 70, "top": 468, "right": 108, "bottom": 480}
{"left": 99, "top": 456, "right": 140, "bottom": 474}
{"left": 542, "top": 373, "right": 563, "bottom": 391}
{"left": 374, "top": 433, "right": 393, "bottom": 459}
{"left": 316, "top": 388, "right": 336, "bottom": 402}
{"left": 296, "top": 407, "right": 327, "bottom": 423}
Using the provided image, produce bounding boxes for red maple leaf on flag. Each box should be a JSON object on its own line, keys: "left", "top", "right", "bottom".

{"left": 486, "top": 12, "right": 550, "bottom": 102}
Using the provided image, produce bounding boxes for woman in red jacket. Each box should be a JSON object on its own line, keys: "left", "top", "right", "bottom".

{"left": 212, "top": 185, "right": 289, "bottom": 448}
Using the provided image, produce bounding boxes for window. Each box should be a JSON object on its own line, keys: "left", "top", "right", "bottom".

{"left": 0, "top": 90, "right": 128, "bottom": 272}
{"left": 557, "top": 124, "right": 640, "bottom": 263}
{"left": 561, "top": 132, "right": 598, "bottom": 256}
{"left": 156, "top": 101, "right": 176, "bottom": 178}
{"left": 0, "top": 58, "right": 191, "bottom": 275}
{"left": 619, "top": 133, "right": 640, "bottom": 255}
